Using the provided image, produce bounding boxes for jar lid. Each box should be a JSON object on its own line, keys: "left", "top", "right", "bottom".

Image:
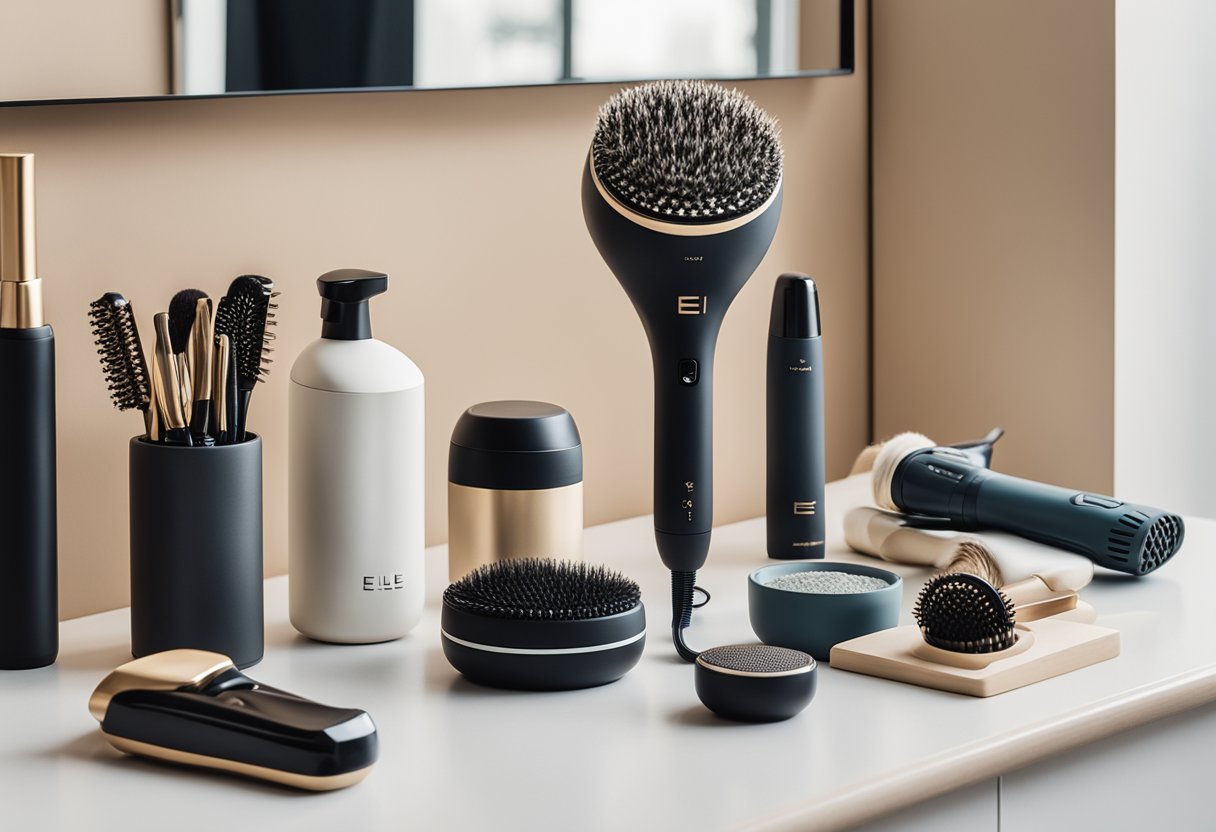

{"left": 449, "top": 401, "right": 582, "bottom": 490}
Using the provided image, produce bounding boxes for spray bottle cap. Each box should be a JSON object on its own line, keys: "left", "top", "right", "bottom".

{"left": 317, "top": 268, "right": 387, "bottom": 340}
{"left": 769, "top": 273, "right": 820, "bottom": 339}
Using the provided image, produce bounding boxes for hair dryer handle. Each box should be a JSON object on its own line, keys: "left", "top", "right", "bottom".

{"left": 653, "top": 349, "right": 712, "bottom": 571}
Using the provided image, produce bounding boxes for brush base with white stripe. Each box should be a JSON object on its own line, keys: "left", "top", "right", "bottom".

{"left": 440, "top": 601, "right": 646, "bottom": 691}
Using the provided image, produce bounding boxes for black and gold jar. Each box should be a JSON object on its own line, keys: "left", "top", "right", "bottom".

{"left": 447, "top": 401, "right": 583, "bottom": 582}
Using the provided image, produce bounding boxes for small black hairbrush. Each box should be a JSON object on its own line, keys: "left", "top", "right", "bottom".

{"left": 441, "top": 558, "right": 646, "bottom": 690}
{"left": 89, "top": 292, "right": 153, "bottom": 435}
{"left": 214, "top": 275, "right": 275, "bottom": 442}
{"left": 912, "top": 572, "right": 1017, "bottom": 654}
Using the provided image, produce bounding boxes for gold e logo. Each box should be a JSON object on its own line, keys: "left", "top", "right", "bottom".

{"left": 793, "top": 501, "right": 817, "bottom": 516}
{"left": 677, "top": 296, "right": 707, "bottom": 315}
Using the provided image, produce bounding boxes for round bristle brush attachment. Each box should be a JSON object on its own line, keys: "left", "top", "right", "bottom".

{"left": 441, "top": 559, "right": 646, "bottom": 691}
{"left": 912, "top": 572, "right": 1017, "bottom": 654}
{"left": 591, "top": 80, "right": 783, "bottom": 223}
{"left": 694, "top": 644, "right": 817, "bottom": 722}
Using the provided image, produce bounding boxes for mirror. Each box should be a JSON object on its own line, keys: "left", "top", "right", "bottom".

{"left": 0, "top": 0, "right": 851, "bottom": 106}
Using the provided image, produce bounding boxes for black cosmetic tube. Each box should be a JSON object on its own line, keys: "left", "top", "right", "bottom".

{"left": 129, "top": 435, "right": 264, "bottom": 668}
{"left": 767, "top": 275, "right": 825, "bottom": 559}
{"left": 0, "top": 326, "right": 57, "bottom": 669}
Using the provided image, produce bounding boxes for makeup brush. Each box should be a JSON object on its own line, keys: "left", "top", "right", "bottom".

{"left": 186, "top": 295, "right": 214, "bottom": 443}
{"left": 88, "top": 293, "right": 153, "bottom": 436}
{"left": 152, "top": 312, "right": 192, "bottom": 446}
{"left": 168, "top": 289, "right": 207, "bottom": 419}
{"left": 215, "top": 275, "right": 274, "bottom": 442}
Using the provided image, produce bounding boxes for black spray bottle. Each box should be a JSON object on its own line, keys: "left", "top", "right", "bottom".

{"left": 767, "top": 274, "right": 824, "bottom": 559}
{"left": 0, "top": 153, "right": 57, "bottom": 668}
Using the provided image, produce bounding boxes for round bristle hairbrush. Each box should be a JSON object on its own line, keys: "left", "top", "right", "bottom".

{"left": 694, "top": 644, "right": 817, "bottom": 722}
{"left": 912, "top": 572, "right": 1017, "bottom": 654}
{"left": 441, "top": 559, "right": 646, "bottom": 691}
{"left": 89, "top": 292, "right": 152, "bottom": 429}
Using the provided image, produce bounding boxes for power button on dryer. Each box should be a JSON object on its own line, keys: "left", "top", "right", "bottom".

{"left": 678, "top": 359, "right": 699, "bottom": 385}
{"left": 1072, "top": 493, "right": 1123, "bottom": 509}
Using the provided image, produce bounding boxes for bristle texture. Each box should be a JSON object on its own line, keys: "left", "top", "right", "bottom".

{"left": 168, "top": 289, "right": 208, "bottom": 354}
{"left": 215, "top": 276, "right": 273, "bottom": 385}
{"left": 89, "top": 293, "right": 151, "bottom": 412}
{"left": 912, "top": 572, "right": 1017, "bottom": 654}
{"left": 444, "top": 559, "right": 641, "bottom": 621}
{"left": 591, "top": 80, "right": 783, "bottom": 223}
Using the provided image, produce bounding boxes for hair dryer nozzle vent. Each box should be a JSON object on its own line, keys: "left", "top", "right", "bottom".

{"left": 1112, "top": 512, "right": 1185, "bottom": 575}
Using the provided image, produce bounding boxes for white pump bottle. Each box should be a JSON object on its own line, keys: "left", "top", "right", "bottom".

{"left": 288, "top": 268, "right": 425, "bottom": 643}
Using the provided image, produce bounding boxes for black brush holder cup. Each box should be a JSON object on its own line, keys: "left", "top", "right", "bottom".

{"left": 129, "top": 436, "right": 264, "bottom": 668}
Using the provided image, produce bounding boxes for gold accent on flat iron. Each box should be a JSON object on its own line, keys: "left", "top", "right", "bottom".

{"left": 88, "top": 649, "right": 234, "bottom": 722}
{"left": 0, "top": 153, "right": 43, "bottom": 328}
{"left": 101, "top": 735, "right": 373, "bottom": 791}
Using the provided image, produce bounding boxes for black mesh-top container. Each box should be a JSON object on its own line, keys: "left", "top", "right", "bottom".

{"left": 129, "top": 436, "right": 264, "bottom": 668}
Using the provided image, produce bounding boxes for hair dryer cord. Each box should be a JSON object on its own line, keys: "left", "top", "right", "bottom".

{"left": 671, "top": 571, "right": 711, "bottom": 662}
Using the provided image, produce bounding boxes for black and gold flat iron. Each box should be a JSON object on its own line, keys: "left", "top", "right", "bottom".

{"left": 89, "top": 649, "right": 377, "bottom": 790}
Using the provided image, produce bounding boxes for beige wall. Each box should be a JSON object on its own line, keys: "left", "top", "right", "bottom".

{"left": 871, "top": 0, "right": 1115, "bottom": 490}
{"left": 0, "top": 1, "right": 168, "bottom": 101}
{"left": 0, "top": 8, "right": 870, "bottom": 619}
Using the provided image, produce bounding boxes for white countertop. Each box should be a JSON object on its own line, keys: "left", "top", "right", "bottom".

{"left": 4, "top": 476, "right": 1215, "bottom": 832}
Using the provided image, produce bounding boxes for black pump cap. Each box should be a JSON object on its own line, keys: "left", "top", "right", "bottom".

{"left": 449, "top": 401, "right": 583, "bottom": 490}
{"left": 318, "top": 268, "right": 388, "bottom": 340}
{"left": 769, "top": 273, "right": 821, "bottom": 338}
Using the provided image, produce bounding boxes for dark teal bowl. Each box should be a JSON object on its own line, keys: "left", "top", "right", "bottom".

{"left": 749, "top": 561, "right": 902, "bottom": 661}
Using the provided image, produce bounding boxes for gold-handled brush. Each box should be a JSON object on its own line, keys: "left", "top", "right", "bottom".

{"left": 153, "top": 312, "right": 192, "bottom": 446}
{"left": 187, "top": 295, "right": 214, "bottom": 443}
{"left": 147, "top": 351, "right": 162, "bottom": 443}
{"left": 212, "top": 334, "right": 231, "bottom": 445}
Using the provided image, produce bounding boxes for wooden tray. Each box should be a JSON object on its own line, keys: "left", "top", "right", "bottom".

{"left": 829, "top": 617, "right": 1120, "bottom": 697}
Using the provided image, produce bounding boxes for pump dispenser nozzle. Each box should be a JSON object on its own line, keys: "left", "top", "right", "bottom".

{"left": 318, "top": 269, "right": 388, "bottom": 340}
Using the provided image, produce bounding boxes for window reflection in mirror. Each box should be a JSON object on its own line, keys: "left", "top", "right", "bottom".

{"left": 176, "top": 0, "right": 846, "bottom": 97}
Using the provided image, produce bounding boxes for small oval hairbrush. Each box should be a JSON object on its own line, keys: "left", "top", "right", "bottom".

{"left": 912, "top": 572, "right": 1017, "bottom": 654}
{"left": 441, "top": 558, "right": 645, "bottom": 691}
